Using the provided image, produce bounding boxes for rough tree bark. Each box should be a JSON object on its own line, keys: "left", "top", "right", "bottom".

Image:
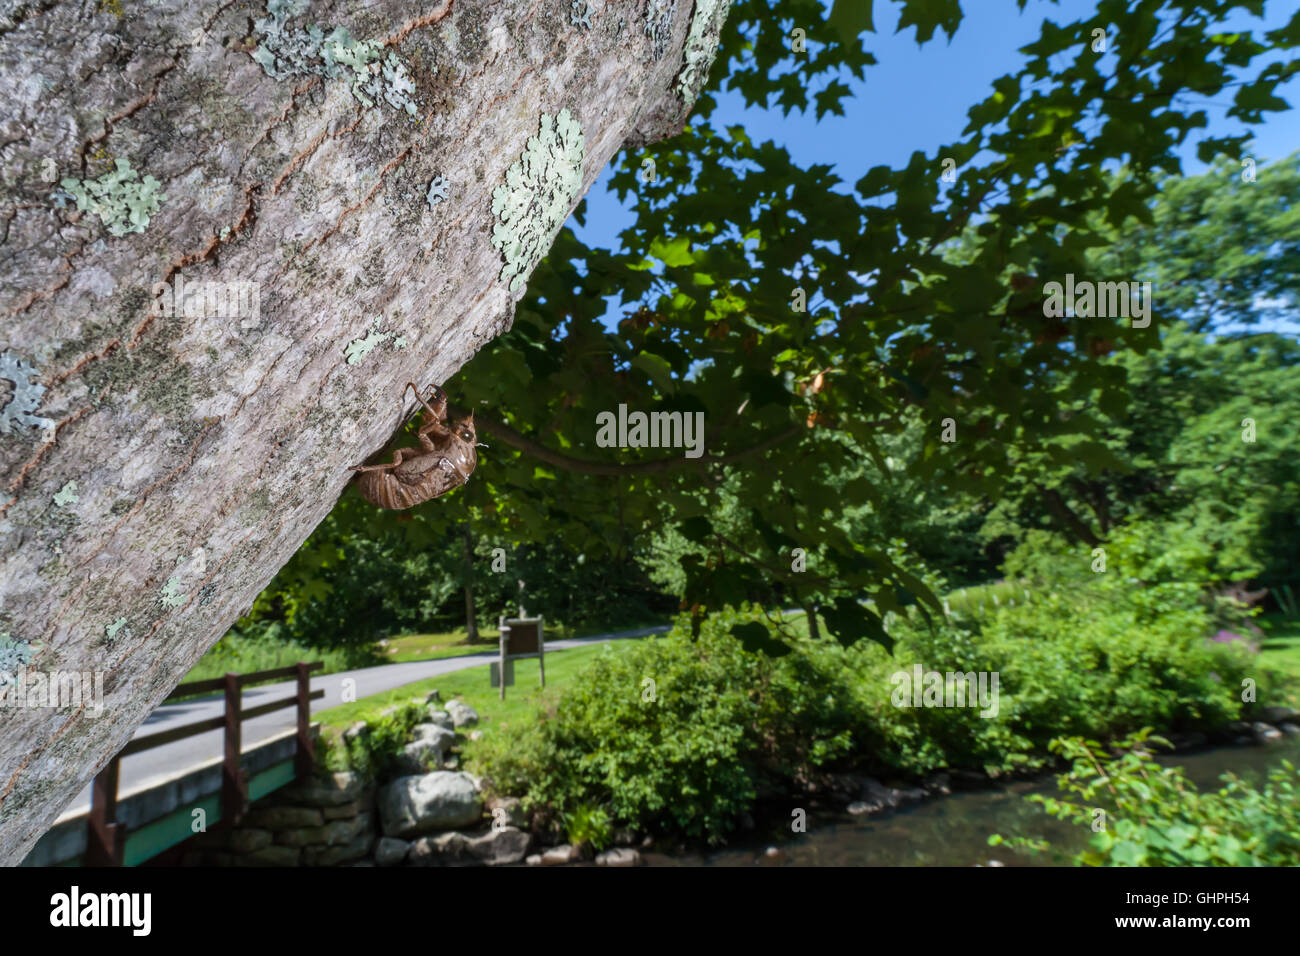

{"left": 0, "top": 0, "right": 728, "bottom": 864}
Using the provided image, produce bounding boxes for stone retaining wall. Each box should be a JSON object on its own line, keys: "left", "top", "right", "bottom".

{"left": 182, "top": 771, "right": 377, "bottom": 867}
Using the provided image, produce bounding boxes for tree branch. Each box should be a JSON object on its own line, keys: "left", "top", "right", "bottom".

{"left": 450, "top": 405, "right": 805, "bottom": 476}
{"left": 1037, "top": 483, "right": 1102, "bottom": 547}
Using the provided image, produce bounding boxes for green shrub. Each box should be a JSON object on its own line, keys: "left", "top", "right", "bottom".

{"left": 991, "top": 730, "right": 1300, "bottom": 866}
{"left": 564, "top": 804, "right": 612, "bottom": 850}
{"left": 475, "top": 607, "right": 866, "bottom": 844}
{"left": 320, "top": 700, "right": 426, "bottom": 780}
{"left": 472, "top": 527, "right": 1263, "bottom": 843}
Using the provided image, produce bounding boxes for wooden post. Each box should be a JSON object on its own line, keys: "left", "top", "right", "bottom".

{"left": 498, "top": 617, "right": 508, "bottom": 700}
{"left": 222, "top": 672, "right": 246, "bottom": 827}
{"left": 85, "top": 756, "right": 124, "bottom": 866}
{"left": 538, "top": 615, "right": 545, "bottom": 689}
{"left": 295, "top": 662, "right": 314, "bottom": 780}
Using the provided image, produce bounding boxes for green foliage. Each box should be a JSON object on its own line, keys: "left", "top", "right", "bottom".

{"left": 475, "top": 607, "right": 863, "bottom": 843}
{"left": 320, "top": 700, "right": 426, "bottom": 779}
{"left": 992, "top": 730, "right": 1300, "bottom": 866}
{"left": 233, "top": 493, "right": 674, "bottom": 652}
{"left": 984, "top": 324, "right": 1300, "bottom": 592}
{"left": 181, "top": 627, "right": 359, "bottom": 687}
{"left": 230, "top": 3, "right": 1300, "bottom": 660}
{"left": 563, "top": 803, "right": 612, "bottom": 850}
{"left": 475, "top": 555, "right": 1255, "bottom": 841}
{"left": 1090, "top": 154, "right": 1300, "bottom": 333}
{"left": 429, "top": 0, "right": 1300, "bottom": 653}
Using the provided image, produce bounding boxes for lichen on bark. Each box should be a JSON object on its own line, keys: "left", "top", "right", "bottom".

{"left": 252, "top": 0, "right": 421, "bottom": 116}
{"left": 490, "top": 109, "right": 585, "bottom": 294}
{"left": 677, "top": 0, "right": 732, "bottom": 104}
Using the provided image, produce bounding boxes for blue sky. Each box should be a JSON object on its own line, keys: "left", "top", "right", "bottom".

{"left": 571, "top": 0, "right": 1300, "bottom": 329}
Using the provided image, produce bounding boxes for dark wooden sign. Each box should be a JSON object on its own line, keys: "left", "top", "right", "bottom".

{"left": 496, "top": 616, "right": 545, "bottom": 700}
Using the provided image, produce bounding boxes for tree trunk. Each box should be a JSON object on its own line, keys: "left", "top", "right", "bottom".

{"left": 462, "top": 523, "right": 477, "bottom": 642}
{"left": 1038, "top": 484, "right": 1102, "bottom": 548}
{"left": 0, "top": 0, "right": 728, "bottom": 864}
{"left": 803, "top": 601, "right": 820, "bottom": 642}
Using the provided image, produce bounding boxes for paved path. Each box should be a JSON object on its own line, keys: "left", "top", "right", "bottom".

{"left": 57, "top": 624, "right": 670, "bottom": 821}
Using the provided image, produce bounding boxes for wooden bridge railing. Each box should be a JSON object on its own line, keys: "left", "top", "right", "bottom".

{"left": 84, "top": 661, "right": 324, "bottom": 866}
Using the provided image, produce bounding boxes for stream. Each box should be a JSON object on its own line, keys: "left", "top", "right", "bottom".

{"left": 645, "top": 737, "right": 1300, "bottom": 867}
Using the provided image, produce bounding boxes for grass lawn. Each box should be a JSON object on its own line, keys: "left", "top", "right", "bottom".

{"left": 944, "top": 580, "right": 1032, "bottom": 615}
{"left": 379, "top": 628, "right": 502, "bottom": 663}
{"left": 314, "top": 639, "right": 643, "bottom": 750}
{"left": 182, "top": 616, "right": 671, "bottom": 686}
{"left": 1257, "top": 613, "right": 1300, "bottom": 709}
{"left": 379, "top": 617, "right": 670, "bottom": 663}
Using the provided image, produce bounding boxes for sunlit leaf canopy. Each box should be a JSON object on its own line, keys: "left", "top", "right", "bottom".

{"left": 293, "top": 0, "right": 1300, "bottom": 653}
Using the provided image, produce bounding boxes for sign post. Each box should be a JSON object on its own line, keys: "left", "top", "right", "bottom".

{"left": 496, "top": 615, "right": 545, "bottom": 700}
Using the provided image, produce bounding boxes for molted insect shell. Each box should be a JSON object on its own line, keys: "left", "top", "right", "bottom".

{"left": 353, "top": 385, "right": 479, "bottom": 510}
{"left": 356, "top": 442, "right": 477, "bottom": 509}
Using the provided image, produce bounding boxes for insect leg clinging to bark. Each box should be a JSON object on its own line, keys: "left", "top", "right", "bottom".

{"left": 352, "top": 383, "right": 449, "bottom": 473}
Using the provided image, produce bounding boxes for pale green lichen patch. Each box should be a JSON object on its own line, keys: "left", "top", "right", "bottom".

{"left": 0, "top": 633, "right": 39, "bottom": 689}
{"left": 0, "top": 350, "right": 55, "bottom": 436}
{"left": 345, "top": 317, "right": 392, "bottom": 364}
{"left": 160, "top": 575, "right": 186, "bottom": 607}
{"left": 52, "top": 481, "right": 78, "bottom": 507}
{"left": 677, "top": 0, "right": 732, "bottom": 104}
{"left": 491, "top": 109, "right": 585, "bottom": 294}
{"left": 253, "top": 0, "right": 420, "bottom": 117}
{"left": 59, "top": 158, "right": 167, "bottom": 237}
{"left": 105, "top": 617, "right": 129, "bottom": 642}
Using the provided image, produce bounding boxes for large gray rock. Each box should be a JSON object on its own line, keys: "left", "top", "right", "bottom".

{"left": 408, "top": 827, "right": 531, "bottom": 866}
{"left": 445, "top": 699, "right": 479, "bottom": 728}
{"left": 474, "top": 827, "right": 531, "bottom": 865}
{"left": 228, "top": 829, "right": 273, "bottom": 855}
{"left": 539, "top": 844, "right": 580, "bottom": 866}
{"left": 379, "top": 772, "right": 483, "bottom": 838}
{"left": 408, "top": 831, "right": 473, "bottom": 865}
{"left": 374, "top": 837, "right": 411, "bottom": 867}
{"left": 396, "top": 740, "right": 445, "bottom": 775}
{"left": 275, "top": 814, "right": 372, "bottom": 848}
{"left": 1253, "top": 722, "right": 1284, "bottom": 744}
{"left": 322, "top": 800, "right": 364, "bottom": 821}
{"left": 244, "top": 845, "right": 301, "bottom": 867}
{"left": 397, "top": 722, "right": 457, "bottom": 773}
{"left": 596, "top": 848, "right": 641, "bottom": 867}
{"left": 413, "top": 723, "right": 458, "bottom": 749}
{"left": 846, "top": 777, "right": 927, "bottom": 815}
{"left": 426, "top": 709, "right": 455, "bottom": 731}
{"left": 1260, "top": 705, "right": 1300, "bottom": 724}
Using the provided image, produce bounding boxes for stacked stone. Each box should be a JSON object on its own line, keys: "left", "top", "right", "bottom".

{"left": 182, "top": 771, "right": 375, "bottom": 867}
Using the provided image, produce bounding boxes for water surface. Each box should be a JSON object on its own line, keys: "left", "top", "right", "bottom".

{"left": 646, "top": 738, "right": 1300, "bottom": 867}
